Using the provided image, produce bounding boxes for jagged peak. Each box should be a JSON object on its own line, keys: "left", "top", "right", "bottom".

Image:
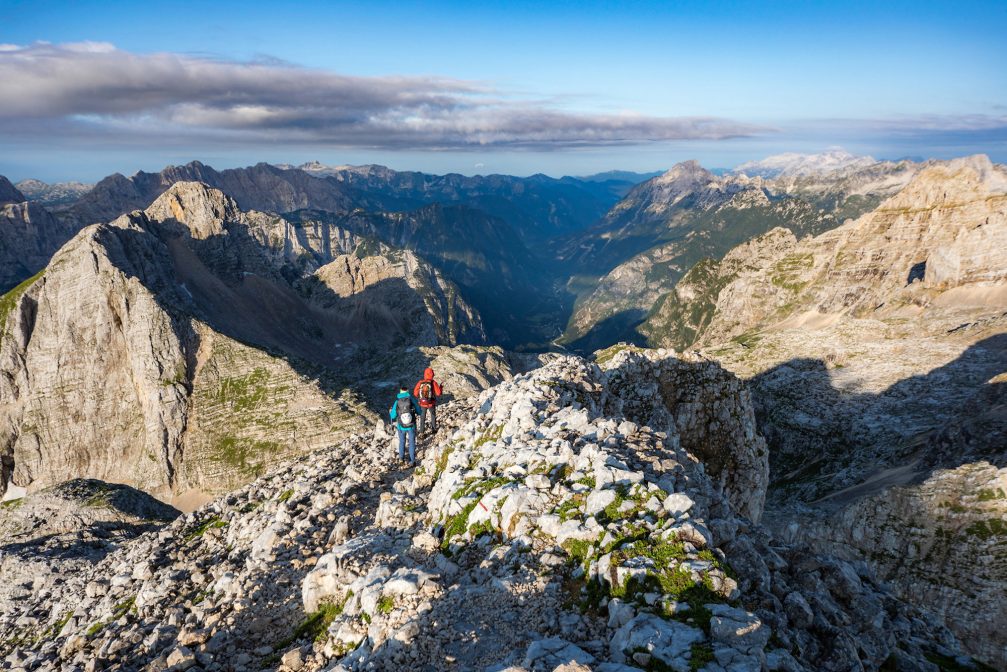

{"left": 0, "top": 174, "right": 26, "bottom": 205}
{"left": 144, "top": 181, "right": 241, "bottom": 239}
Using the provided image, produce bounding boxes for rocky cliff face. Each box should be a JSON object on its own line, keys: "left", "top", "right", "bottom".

{"left": 297, "top": 204, "right": 556, "bottom": 348}
{"left": 653, "top": 155, "right": 1007, "bottom": 667}
{"left": 1, "top": 350, "right": 978, "bottom": 672}
{"left": 307, "top": 250, "right": 485, "bottom": 347}
{"left": 559, "top": 163, "right": 829, "bottom": 351}
{"left": 691, "top": 155, "right": 1007, "bottom": 348}
{"left": 639, "top": 228, "right": 799, "bottom": 350}
{"left": 0, "top": 177, "right": 83, "bottom": 293}
{"left": 0, "top": 182, "right": 492, "bottom": 503}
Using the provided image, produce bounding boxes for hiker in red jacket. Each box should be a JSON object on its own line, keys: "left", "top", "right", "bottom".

{"left": 413, "top": 368, "right": 443, "bottom": 435}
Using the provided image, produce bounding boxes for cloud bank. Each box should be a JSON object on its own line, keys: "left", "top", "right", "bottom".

{"left": 0, "top": 42, "right": 763, "bottom": 150}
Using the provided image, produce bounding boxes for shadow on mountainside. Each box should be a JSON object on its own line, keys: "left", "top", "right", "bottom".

{"left": 563, "top": 308, "right": 650, "bottom": 355}
{"left": 103, "top": 218, "right": 463, "bottom": 416}
{"left": 751, "top": 332, "right": 1007, "bottom": 510}
{"left": 0, "top": 479, "right": 180, "bottom": 563}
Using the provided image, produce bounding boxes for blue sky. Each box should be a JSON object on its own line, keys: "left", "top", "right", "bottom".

{"left": 1, "top": 0, "right": 1005, "bottom": 181}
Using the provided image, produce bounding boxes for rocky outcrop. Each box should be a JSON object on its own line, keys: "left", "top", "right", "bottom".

{"left": 0, "top": 182, "right": 83, "bottom": 292}
{"left": 0, "top": 479, "right": 179, "bottom": 609}
{"left": 780, "top": 460, "right": 1007, "bottom": 669}
{"left": 308, "top": 250, "right": 485, "bottom": 347}
{"left": 640, "top": 228, "right": 799, "bottom": 350}
{"left": 663, "top": 156, "right": 1007, "bottom": 667}
{"left": 1, "top": 351, "right": 977, "bottom": 671}
{"left": 0, "top": 182, "right": 493, "bottom": 502}
{"left": 691, "top": 155, "right": 1007, "bottom": 349}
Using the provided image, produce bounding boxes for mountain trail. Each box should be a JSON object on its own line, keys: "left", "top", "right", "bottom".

{"left": 2, "top": 350, "right": 975, "bottom": 672}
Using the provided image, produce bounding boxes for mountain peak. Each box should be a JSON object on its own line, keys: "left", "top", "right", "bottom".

{"left": 735, "top": 149, "right": 876, "bottom": 178}
{"left": 0, "top": 174, "right": 26, "bottom": 205}
{"left": 144, "top": 181, "right": 241, "bottom": 239}
{"left": 657, "top": 159, "right": 712, "bottom": 180}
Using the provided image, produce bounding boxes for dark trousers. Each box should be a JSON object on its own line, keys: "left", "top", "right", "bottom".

{"left": 418, "top": 406, "right": 437, "bottom": 434}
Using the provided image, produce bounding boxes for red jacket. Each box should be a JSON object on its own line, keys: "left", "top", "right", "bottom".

{"left": 414, "top": 368, "right": 442, "bottom": 408}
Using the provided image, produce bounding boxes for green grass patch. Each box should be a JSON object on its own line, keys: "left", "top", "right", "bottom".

{"left": 112, "top": 596, "right": 136, "bottom": 619}
{"left": 730, "top": 330, "right": 763, "bottom": 349}
{"left": 977, "top": 488, "right": 1006, "bottom": 502}
{"left": 216, "top": 367, "right": 271, "bottom": 412}
{"left": 0, "top": 497, "right": 23, "bottom": 509}
{"left": 277, "top": 489, "right": 295, "bottom": 503}
{"left": 562, "top": 538, "right": 595, "bottom": 570}
{"left": 442, "top": 499, "right": 480, "bottom": 551}
{"left": 376, "top": 596, "right": 395, "bottom": 615}
{"left": 770, "top": 252, "right": 813, "bottom": 292}
{"left": 452, "top": 476, "right": 511, "bottom": 501}
{"left": 0, "top": 268, "right": 44, "bottom": 335}
{"left": 595, "top": 343, "right": 643, "bottom": 367}
{"left": 212, "top": 435, "right": 279, "bottom": 478}
{"left": 689, "top": 643, "right": 715, "bottom": 671}
{"left": 434, "top": 443, "right": 457, "bottom": 478}
{"left": 474, "top": 424, "right": 504, "bottom": 449}
{"left": 38, "top": 611, "right": 73, "bottom": 642}
{"left": 965, "top": 519, "right": 1007, "bottom": 540}
{"left": 183, "top": 516, "right": 228, "bottom": 543}
{"left": 554, "top": 496, "right": 585, "bottom": 522}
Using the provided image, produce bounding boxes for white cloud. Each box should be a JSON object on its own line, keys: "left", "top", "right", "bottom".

{"left": 0, "top": 42, "right": 765, "bottom": 150}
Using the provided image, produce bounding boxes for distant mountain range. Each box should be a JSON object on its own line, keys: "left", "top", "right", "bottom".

{"left": 0, "top": 151, "right": 988, "bottom": 350}
{"left": 13, "top": 178, "right": 92, "bottom": 207}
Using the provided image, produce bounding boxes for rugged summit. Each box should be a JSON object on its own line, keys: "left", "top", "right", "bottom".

{"left": 642, "top": 155, "right": 1007, "bottom": 667}
{"left": 0, "top": 350, "right": 980, "bottom": 671}
{"left": 0, "top": 182, "right": 490, "bottom": 504}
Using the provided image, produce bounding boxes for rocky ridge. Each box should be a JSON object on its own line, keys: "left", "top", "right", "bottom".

{"left": 0, "top": 182, "right": 491, "bottom": 503}
{"left": 0, "top": 349, "right": 980, "bottom": 672}
{"left": 13, "top": 179, "right": 93, "bottom": 208}
{"left": 641, "top": 155, "right": 1007, "bottom": 667}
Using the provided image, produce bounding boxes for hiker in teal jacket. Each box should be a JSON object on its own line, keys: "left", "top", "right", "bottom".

{"left": 389, "top": 385, "right": 421, "bottom": 466}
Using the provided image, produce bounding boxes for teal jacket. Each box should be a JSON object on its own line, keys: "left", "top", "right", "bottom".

{"left": 389, "top": 391, "right": 421, "bottom": 431}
